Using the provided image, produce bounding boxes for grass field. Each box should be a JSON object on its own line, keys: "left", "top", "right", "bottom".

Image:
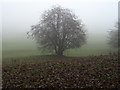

{"left": 2, "top": 36, "right": 118, "bottom": 58}
{"left": 3, "top": 54, "right": 118, "bottom": 88}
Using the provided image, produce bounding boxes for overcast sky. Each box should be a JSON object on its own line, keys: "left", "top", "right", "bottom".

{"left": 1, "top": 0, "right": 118, "bottom": 41}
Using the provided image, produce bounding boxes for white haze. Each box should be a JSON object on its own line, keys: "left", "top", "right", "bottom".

{"left": 1, "top": 0, "right": 118, "bottom": 48}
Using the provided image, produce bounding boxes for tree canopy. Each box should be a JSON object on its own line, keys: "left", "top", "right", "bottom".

{"left": 28, "top": 6, "right": 86, "bottom": 55}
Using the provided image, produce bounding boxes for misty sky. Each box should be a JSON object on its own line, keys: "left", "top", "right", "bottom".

{"left": 1, "top": 0, "right": 118, "bottom": 42}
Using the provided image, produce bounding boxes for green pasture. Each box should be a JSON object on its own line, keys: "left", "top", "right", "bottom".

{"left": 2, "top": 34, "right": 118, "bottom": 59}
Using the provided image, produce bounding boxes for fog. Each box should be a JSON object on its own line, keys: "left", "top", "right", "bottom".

{"left": 1, "top": 0, "right": 118, "bottom": 57}
{"left": 1, "top": 1, "right": 119, "bottom": 88}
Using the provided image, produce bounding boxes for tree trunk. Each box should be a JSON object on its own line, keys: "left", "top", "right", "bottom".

{"left": 57, "top": 51, "right": 63, "bottom": 56}
{"left": 54, "top": 41, "right": 64, "bottom": 56}
{"left": 56, "top": 49, "right": 63, "bottom": 56}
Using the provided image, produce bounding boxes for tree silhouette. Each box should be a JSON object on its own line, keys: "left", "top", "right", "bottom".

{"left": 108, "top": 22, "right": 119, "bottom": 48}
{"left": 28, "top": 6, "right": 86, "bottom": 56}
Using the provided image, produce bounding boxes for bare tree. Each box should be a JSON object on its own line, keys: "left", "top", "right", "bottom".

{"left": 28, "top": 6, "right": 86, "bottom": 56}
{"left": 108, "top": 22, "right": 119, "bottom": 48}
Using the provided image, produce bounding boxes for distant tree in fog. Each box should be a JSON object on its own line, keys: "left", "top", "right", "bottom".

{"left": 108, "top": 22, "right": 119, "bottom": 48}
{"left": 28, "top": 6, "right": 86, "bottom": 56}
